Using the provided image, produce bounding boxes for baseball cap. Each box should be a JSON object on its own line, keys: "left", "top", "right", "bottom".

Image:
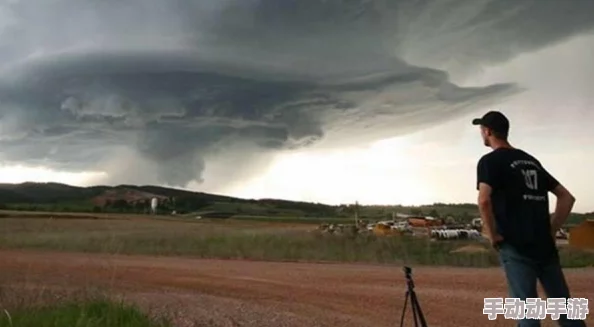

{"left": 471, "top": 111, "right": 509, "bottom": 134}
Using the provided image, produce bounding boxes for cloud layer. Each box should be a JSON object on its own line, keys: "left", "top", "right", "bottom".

{"left": 0, "top": 0, "right": 593, "bottom": 187}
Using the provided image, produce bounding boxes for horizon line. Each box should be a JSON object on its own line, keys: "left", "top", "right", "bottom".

{"left": 2, "top": 181, "right": 593, "bottom": 215}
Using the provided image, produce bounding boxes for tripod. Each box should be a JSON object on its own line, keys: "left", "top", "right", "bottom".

{"left": 399, "top": 266, "right": 428, "bottom": 327}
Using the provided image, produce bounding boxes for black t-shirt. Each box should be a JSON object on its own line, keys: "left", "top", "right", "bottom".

{"left": 476, "top": 148, "right": 560, "bottom": 260}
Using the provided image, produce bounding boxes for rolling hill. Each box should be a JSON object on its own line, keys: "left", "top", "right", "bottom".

{"left": 0, "top": 182, "right": 336, "bottom": 218}
{"left": 0, "top": 182, "right": 591, "bottom": 225}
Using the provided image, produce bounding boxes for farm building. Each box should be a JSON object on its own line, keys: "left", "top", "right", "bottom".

{"left": 407, "top": 217, "right": 444, "bottom": 228}
{"left": 568, "top": 220, "right": 594, "bottom": 249}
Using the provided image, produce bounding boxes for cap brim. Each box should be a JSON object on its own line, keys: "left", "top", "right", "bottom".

{"left": 471, "top": 118, "right": 482, "bottom": 125}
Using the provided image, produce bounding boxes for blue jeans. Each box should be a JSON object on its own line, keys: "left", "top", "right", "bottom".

{"left": 498, "top": 243, "right": 587, "bottom": 327}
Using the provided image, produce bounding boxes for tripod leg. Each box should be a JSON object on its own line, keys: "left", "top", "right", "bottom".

{"left": 399, "top": 291, "right": 409, "bottom": 327}
{"left": 411, "top": 295, "right": 419, "bottom": 327}
{"left": 411, "top": 291, "right": 429, "bottom": 327}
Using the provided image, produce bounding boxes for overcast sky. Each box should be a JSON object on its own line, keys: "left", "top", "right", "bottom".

{"left": 1, "top": 1, "right": 593, "bottom": 212}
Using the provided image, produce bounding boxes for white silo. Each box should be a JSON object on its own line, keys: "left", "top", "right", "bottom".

{"left": 150, "top": 198, "right": 158, "bottom": 214}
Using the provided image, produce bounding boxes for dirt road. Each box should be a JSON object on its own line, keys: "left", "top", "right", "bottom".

{"left": 0, "top": 250, "right": 591, "bottom": 327}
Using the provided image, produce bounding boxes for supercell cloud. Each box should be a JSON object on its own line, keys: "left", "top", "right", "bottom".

{"left": 0, "top": 0, "right": 593, "bottom": 187}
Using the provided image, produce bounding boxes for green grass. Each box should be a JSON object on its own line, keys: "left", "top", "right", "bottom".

{"left": 1, "top": 217, "right": 592, "bottom": 268}
{"left": 231, "top": 215, "right": 356, "bottom": 224}
{"left": 0, "top": 300, "right": 170, "bottom": 327}
{"left": 0, "top": 285, "right": 171, "bottom": 327}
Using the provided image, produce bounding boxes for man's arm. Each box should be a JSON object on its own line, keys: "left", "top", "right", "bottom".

{"left": 540, "top": 167, "right": 575, "bottom": 232}
{"left": 476, "top": 156, "right": 502, "bottom": 243}
{"left": 550, "top": 184, "right": 576, "bottom": 232}
{"left": 477, "top": 182, "right": 499, "bottom": 240}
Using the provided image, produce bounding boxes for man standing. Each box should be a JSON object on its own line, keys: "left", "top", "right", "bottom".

{"left": 472, "top": 111, "right": 586, "bottom": 327}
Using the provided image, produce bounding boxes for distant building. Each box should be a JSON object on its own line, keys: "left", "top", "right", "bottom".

{"left": 568, "top": 220, "right": 594, "bottom": 249}
{"left": 406, "top": 216, "right": 444, "bottom": 228}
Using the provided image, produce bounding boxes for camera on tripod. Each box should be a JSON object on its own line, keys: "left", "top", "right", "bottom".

{"left": 403, "top": 266, "right": 412, "bottom": 279}
{"left": 399, "top": 266, "right": 428, "bottom": 327}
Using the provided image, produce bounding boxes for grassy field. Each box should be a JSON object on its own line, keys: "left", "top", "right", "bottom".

{"left": 0, "top": 210, "right": 356, "bottom": 225}
{"left": 1, "top": 214, "right": 593, "bottom": 268}
{"left": 0, "top": 286, "right": 171, "bottom": 327}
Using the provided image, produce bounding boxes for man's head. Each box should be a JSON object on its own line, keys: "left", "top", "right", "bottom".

{"left": 471, "top": 111, "right": 510, "bottom": 147}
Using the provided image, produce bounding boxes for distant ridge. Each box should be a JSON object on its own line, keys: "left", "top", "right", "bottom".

{"left": 0, "top": 182, "right": 341, "bottom": 207}
{"left": 0, "top": 182, "right": 340, "bottom": 217}
{"left": 0, "top": 182, "right": 590, "bottom": 225}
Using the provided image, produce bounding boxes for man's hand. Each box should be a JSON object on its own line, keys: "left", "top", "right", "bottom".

{"left": 488, "top": 233, "right": 504, "bottom": 250}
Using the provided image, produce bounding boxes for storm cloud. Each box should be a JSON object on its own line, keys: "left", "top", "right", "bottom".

{"left": 0, "top": 0, "right": 593, "bottom": 187}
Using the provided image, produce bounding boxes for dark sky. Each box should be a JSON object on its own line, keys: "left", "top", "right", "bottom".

{"left": 0, "top": 0, "right": 593, "bottom": 187}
